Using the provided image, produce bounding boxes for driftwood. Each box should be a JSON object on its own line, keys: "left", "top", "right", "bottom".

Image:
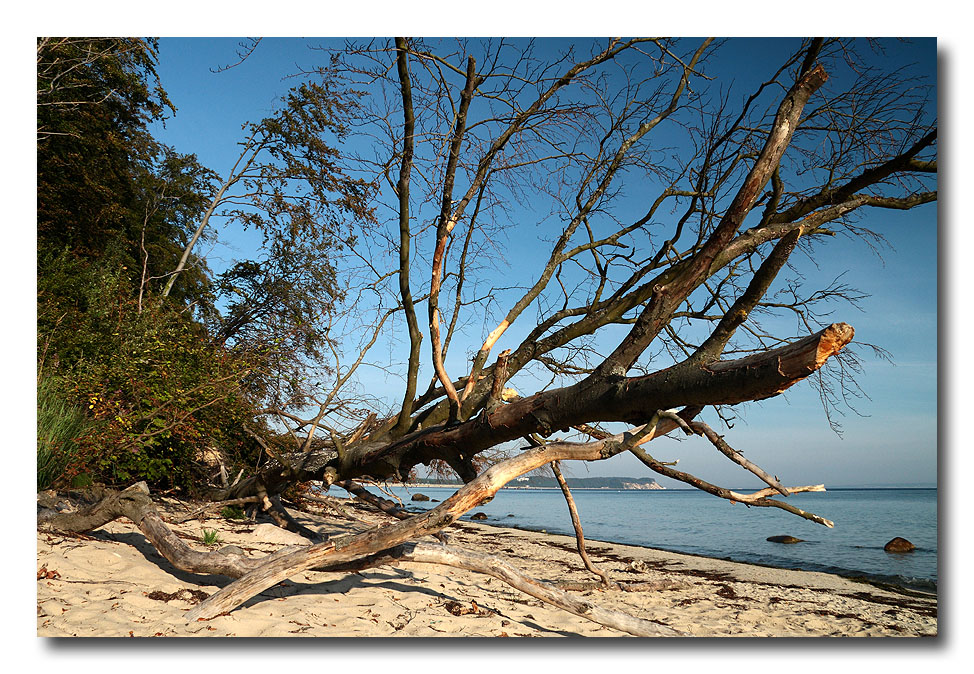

{"left": 39, "top": 262, "right": 853, "bottom": 635}
{"left": 551, "top": 459, "right": 615, "bottom": 588}
{"left": 36, "top": 318, "right": 846, "bottom": 635}
{"left": 37, "top": 480, "right": 684, "bottom": 636}
{"left": 184, "top": 411, "right": 831, "bottom": 622}
{"left": 36, "top": 403, "right": 834, "bottom": 635}
{"left": 220, "top": 322, "right": 855, "bottom": 502}
{"left": 184, "top": 417, "right": 678, "bottom": 621}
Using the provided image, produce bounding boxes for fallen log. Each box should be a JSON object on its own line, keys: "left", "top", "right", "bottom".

{"left": 185, "top": 416, "right": 681, "bottom": 621}
{"left": 38, "top": 481, "right": 683, "bottom": 636}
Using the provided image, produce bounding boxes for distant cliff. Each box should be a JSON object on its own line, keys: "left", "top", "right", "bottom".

{"left": 410, "top": 476, "right": 664, "bottom": 490}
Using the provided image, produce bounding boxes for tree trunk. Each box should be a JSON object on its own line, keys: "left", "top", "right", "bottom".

{"left": 183, "top": 414, "right": 712, "bottom": 620}
{"left": 339, "top": 323, "right": 854, "bottom": 482}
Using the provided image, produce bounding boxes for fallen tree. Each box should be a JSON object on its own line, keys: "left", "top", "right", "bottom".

{"left": 37, "top": 36, "right": 936, "bottom": 635}
{"left": 37, "top": 407, "right": 827, "bottom": 634}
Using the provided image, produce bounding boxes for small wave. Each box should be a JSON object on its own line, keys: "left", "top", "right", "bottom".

{"left": 733, "top": 555, "right": 938, "bottom": 594}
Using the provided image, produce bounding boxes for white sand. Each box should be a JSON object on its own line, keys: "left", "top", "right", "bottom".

{"left": 36, "top": 496, "right": 937, "bottom": 637}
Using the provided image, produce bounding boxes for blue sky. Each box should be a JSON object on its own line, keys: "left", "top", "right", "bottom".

{"left": 147, "top": 37, "right": 938, "bottom": 489}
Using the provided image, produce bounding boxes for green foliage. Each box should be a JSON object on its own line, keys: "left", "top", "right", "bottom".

{"left": 38, "top": 243, "right": 264, "bottom": 491}
{"left": 208, "top": 76, "right": 376, "bottom": 406}
{"left": 52, "top": 286, "right": 262, "bottom": 491}
{"left": 201, "top": 529, "right": 220, "bottom": 546}
{"left": 37, "top": 37, "right": 218, "bottom": 314}
{"left": 37, "top": 377, "right": 92, "bottom": 490}
{"left": 36, "top": 38, "right": 368, "bottom": 493}
{"left": 36, "top": 38, "right": 261, "bottom": 492}
{"left": 37, "top": 37, "right": 167, "bottom": 257}
{"left": 220, "top": 506, "right": 246, "bottom": 520}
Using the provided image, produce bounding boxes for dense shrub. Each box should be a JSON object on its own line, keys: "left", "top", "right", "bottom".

{"left": 38, "top": 257, "right": 263, "bottom": 492}
{"left": 36, "top": 38, "right": 355, "bottom": 493}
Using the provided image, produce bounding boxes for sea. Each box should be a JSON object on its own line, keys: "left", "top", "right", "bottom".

{"left": 349, "top": 484, "right": 938, "bottom": 594}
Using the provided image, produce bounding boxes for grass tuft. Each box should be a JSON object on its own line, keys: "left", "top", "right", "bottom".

{"left": 37, "top": 378, "right": 90, "bottom": 491}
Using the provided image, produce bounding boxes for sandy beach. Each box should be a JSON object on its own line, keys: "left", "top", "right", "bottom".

{"left": 36, "top": 494, "right": 937, "bottom": 638}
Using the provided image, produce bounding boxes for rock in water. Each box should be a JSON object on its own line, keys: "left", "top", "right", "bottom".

{"left": 766, "top": 535, "right": 803, "bottom": 544}
{"left": 411, "top": 493, "right": 430, "bottom": 502}
{"left": 470, "top": 512, "right": 488, "bottom": 520}
{"left": 884, "top": 537, "right": 916, "bottom": 553}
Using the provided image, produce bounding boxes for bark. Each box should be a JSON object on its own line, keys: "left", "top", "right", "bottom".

{"left": 627, "top": 445, "right": 834, "bottom": 527}
{"left": 219, "top": 321, "right": 851, "bottom": 509}
{"left": 592, "top": 65, "right": 828, "bottom": 379}
{"left": 38, "top": 482, "right": 681, "bottom": 637}
{"left": 428, "top": 53, "right": 480, "bottom": 423}
{"left": 770, "top": 129, "right": 937, "bottom": 226}
{"left": 455, "top": 41, "right": 716, "bottom": 411}
{"left": 38, "top": 483, "right": 285, "bottom": 578}
{"left": 688, "top": 421, "right": 791, "bottom": 496}
{"left": 689, "top": 227, "right": 803, "bottom": 364}
{"left": 340, "top": 323, "right": 853, "bottom": 481}
{"left": 194, "top": 407, "right": 835, "bottom": 622}
{"left": 390, "top": 37, "right": 425, "bottom": 438}
{"left": 552, "top": 460, "right": 614, "bottom": 587}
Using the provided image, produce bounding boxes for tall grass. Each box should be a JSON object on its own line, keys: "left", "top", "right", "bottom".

{"left": 37, "top": 378, "right": 89, "bottom": 491}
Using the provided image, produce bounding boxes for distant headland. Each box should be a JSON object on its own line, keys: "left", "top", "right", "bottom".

{"left": 406, "top": 476, "right": 664, "bottom": 490}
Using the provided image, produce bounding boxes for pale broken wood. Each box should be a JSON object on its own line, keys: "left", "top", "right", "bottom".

{"left": 38, "top": 481, "right": 683, "bottom": 636}
{"left": 185, "top": 420, "right": 678, "bottom": 622}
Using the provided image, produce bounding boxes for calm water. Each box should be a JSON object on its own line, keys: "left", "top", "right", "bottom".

{"left": 354, "top": 485, "right": 937, "bottom": 593}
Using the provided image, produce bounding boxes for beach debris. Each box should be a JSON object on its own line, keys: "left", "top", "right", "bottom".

{"left": 884, "top": 537, "right": 916, "bottom": 553}
{"left": 627, "top": 559, "right": 651, "bottom": 574}
{"left": 715, "top": 584, "right": 739, "bottom": 599}
{"left": 443, "top": 599, "right": 491, "bottom": 617}
{"left": 766, "top": 535, "right": 804, "bottom": 544}
{"left": 37, "top": 565, "right": 61, "bottom": 580}
{"left": 146, "top": 589, "right": 210, "bottom": 605}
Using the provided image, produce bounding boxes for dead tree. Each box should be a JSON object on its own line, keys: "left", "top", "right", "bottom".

{"left": 233, "top": 37, "right": 933, "bottom": 488}
{"left": 39, "top": 37, "right": 936, "bottom": 632}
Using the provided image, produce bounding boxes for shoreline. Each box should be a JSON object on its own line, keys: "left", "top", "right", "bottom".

{"left": 37, "top": 496, "right": 937, "bottom": 637}
{"left": 469, "top": 519, "right": 937, "bottom": 598}
{"left": 391, "top": 488, "right": 937, "bottom": 597}
{"left": 474, "top": 515, "right": 936, "bottom": 596}
{"left": 403, "top": 484, "right": 665, "bottom": 491}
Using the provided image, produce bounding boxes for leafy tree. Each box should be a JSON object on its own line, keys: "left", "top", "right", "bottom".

{"left": 37, "top": 37, "right": 219, "bottom": 312}
{"left": 165, "top": 78, "right": 376, "bottom": 409}
{"left": 37, "top": 38, "right": 244, "bottom": 490}
{"left": 36, "top": 38, "right": 373, "bottom": 491}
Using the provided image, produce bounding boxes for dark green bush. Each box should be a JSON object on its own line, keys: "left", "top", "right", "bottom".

{"left": 39, "top": 261, "right": 263, "bottom": 493}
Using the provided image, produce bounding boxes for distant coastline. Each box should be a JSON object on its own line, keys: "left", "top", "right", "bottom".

{"left": 404, "top": 476, "right": 664, "bottom": 490}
